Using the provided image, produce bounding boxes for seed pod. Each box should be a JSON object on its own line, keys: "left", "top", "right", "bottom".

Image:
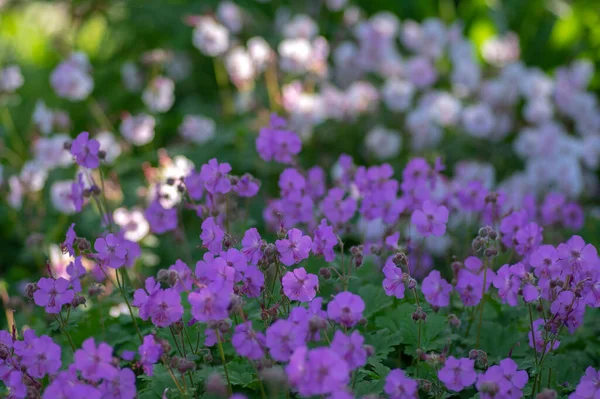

{"left": 319, "top": 268, "right": 332, "bottom": 280}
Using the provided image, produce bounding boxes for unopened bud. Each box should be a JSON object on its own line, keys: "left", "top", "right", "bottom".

{"left": 448, "top": 314, "right": 461, "bottom": 328}
{"left": 177, "top": 359, "right": 195, "bottom": 373}
{"left": 472, "top": 237, "right": 484, "bottom": 252}
{"left": 71, "top": 295, "right": 86, "bottom": 308}
{"left": 392, "top": 252, "right": 408, "bottom": 266}
{"left": 157, "top": 269, "right": 169, "bottom": 283}
{"left": 536, "top": 389, "right": 557, "bottom": 399}
{"left": 91, "top": 185, "right": 101, "bottom": 196}
{"left": 25, "top": 283, "right": 38, "bottom": 299}
{"left": 203, "top": 353, "right": 213, "bottom": 363}
{"left": 488, "top": 230, "right": 498, "bottom": 240}
{"left": 353, "top": 254, "right": 363, "bottom": 268}
{"left": 358, "top": 318, "right": 368, "bottom": 326}
{"left": 88, "top": 283, "right": 105, "bottom": 297}
{"left": 223, "top": 233, "right": 234, "bottom": 249}
{"left": 218, "top": 320, "right": 231, "bottom": 334}
{"left": 172, "top": 320, "right": 184, "bottom": 334}
{"left": 0, "top": 343, "right": 10, "bottom": 359}
{"left": 205, "top": 373, "right": 228, "bottom": 397}
{"left": 412, "top": 307, "right": 426, "bottom": 322}
{"left": 364, "top": 344, "right": 375, "bottom": 357}
{"left": 484, "top": 247, "right": 498, "bottom": 257}
{"left": 76, "top": 238, "right": 91, "bottom": 251}
{"left": 319, "top": 268, "right": 331, "bottom": 280}
{"left": 478, "top": 226, "right": 491, "bottom": 238}
{"left": 407, "top": 278, "right": 416, "bottom": 290}
{"left": 418, "top": 379, "right": 432, "bottom": 393}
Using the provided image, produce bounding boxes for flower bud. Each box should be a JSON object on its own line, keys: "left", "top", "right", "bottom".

{"left": 71, "top": 295, "right": 86, "bottom": 309}
{"left": 478, "top": 226, "right": 490, "bottom": 238}
{"left": 177, "top": 358, "right": 196, "bottom": 373}
{"left": 0, "top": 343, "right": 10, "bottom": 360}
{"left": 484, "top": 247, "right": 498, "bottom": 257}
{"left": 218, "top": 320, "right": 231, "bottom": 334}
{"left": 412, "top": 307, "right": 426, "bottom": 322}
{"left": 319, "top": 268, "right": 331, "bottom": 280}
{"left": 203, "top": 353, "right": 213, "bottom": 363}
{"left": 205, "top": 372, "right": 228, "bottom": 397}
{"left": 392, "top": 252, "right": 408, "bottom": 266}
{"left": 536, "top": 389, "right": 557, "bottom": 399}
{"left": 76, "top": 238, "right": 91, "bottom": 251}
{"left": 223, "top": 233, "right": 234, "bottom": 249}
{"left": 157, "top": 269, "right": 169, "bottom": 283}
{"left": 25, "top": 283, "right": 38, "bottom": 299}
{"left": 364, "top": 344, "right": 375, "bottom": 357}
{"left": 167, "top": 270, "right": 179, "bottom": 287}
{"left": 358, "top": 318, "right": 368, "bottom": 326}
{"left": 88, "top": 283, "right": 105, "bottom": 297}
{"left": 90, "top": 185, "right": 101, "bottom": 196}
{"left": 418, "top": 379, "right": 432, "bottom": 393}
{"left": 488, "top": 230, "right": 498, "bottom": 240}
{"left": 353, "top": 254, "right": 363, "bottom": 268}
{"left": 407, "top": 278, "right": 416, "bottom": 290}
{"left": 448, "top": 314, "right": 461, "bottom": 328}
{"left": 172, "top": 320, "right": 184, "bottom": 334}
{"left": 370, "top": 244, "right": 382, "bottom": 256}
{"left": 472, "top": 237, "right": 484, "bottom": 252}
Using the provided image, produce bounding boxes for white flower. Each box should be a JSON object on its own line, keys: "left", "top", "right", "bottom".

{"left": 51, "top": 180, "right": 76, "bottom": 215}
{"left": 95, "top": 131, "right": 122, "bottom": 164}
{"left": 50, "top": 52, "right": 94, "bottom": 101}
{"left": 365, "top": 126, "right": 402, "bottom": 160}
{"left": 142, "top": 76, "right": 175, "bottom": 113}
{"left": 225, "top": 47, "right": 255, "bottom": 88}
{"left": 20, "top": 161, "right": 48, "bottom": 192}
{"left": 113, "top": 207, "right": 150, "bottom": 242}
{"left": 283, "top": 14, "right": 318, "bottom": 39}
{"left": 121, "top": 62, "right": 144, "bottom": 92}
{"left": 33, "top": 100, "right": 55, "bottom": 135}
{"left": 247, "top": 37, "right": 272, "bottom": 72}
{"left": 120, "top": 113, "right": 156, "bottom": 146}
{"left": 0, "top": 65, "right": 24, "bottom": 93}
{"left": 178, "top": 115, "right": 216, "bottom": 144}
{"left": 382, "top": 79, "right": 415, "bottom": 112}
{"left": 193, "top": 17, "right": 229, "bottom": 56}
{"left": 462, "top": 103, "right": 495, "bottom": 138}
{"left": 34, "top": 134, "right": 73, "bottom": 169}
{"left": 217, "top": 1, "right": 243, "bottom": 33}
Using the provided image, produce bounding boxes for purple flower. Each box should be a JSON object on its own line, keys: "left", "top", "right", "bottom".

{"left": 515, "top": 222, "right": 543, "bottom": 256}
{"left": 20, "top": 335, "right": 62, "bottom": 378}
{"left": 492, "top": 264, "right": 523, "bottom": 306}
{"left": 456, "top": 271, "right": 483, "bottom": 307}
{"left": 282, "top": 267, "right": 318, "bottom": 302}
{"left": 220, "top": 248, "right": 248, "bottom": 281}
{"left": 70, "top": 131, "right": 100, "bottom": 169}
{"left": 169, "top": 259, "right": 193, "bottom": 292}
{"left": 200, "top": 158, "right": 232, "bottom": 194}
{"left": 383, "top": 260, "right": 406, "bottom": 299}
{"left": 499, "top": 209, "right": 528, "bottom": 248}
{"left": 498, "top": 358, "right": 528, "bottom": 390}
{"left": 422, "top": 270, "right": 452, "bottom": 307}
{"left": 94, "top": 233, "right": 127, "bottom": 268}
{"left": 286, "top": 346, "right": 350, "bottom": 396}
{"left": 195, "top": 253, "right": 235, "bottom": 291}
{"left": 570, "top": 367, "right": 600, "bottom": 399}
{"left": 312, "top": 219, "right": 337, "bottom": 262}
{"left": 188, "top": 285, "right": 230, "bottom": 322}
{"left": 232, "top": 321, "right": 265, "bottom": 360}
{"left": 67, "top": 256, "right": 86, "bottom": 292}
{"left": 241, "top": 228, "right": 263, "bottom": 265}
{"left": 327, "top": 291, "right": 365, "bottom": 328}
{"left": 62, "top": 223, "right": 77, "bottom": 256}
{"left": 541, "top": 192, "right": 566, "bottom": 225}
{"left": 438, "top": 356, "right": 477, "bottom": 391}
{"left": 321, "top": 188, "right": 357, "bottom": 225}
{"left": 411, "top": 200, "right": 448, "bottom": 237}
{"left": 528, "top": 318, "right": 559, "bottom": 355}
{"left": 133, "top": 277, "right": 161, "bottom": 320}
{"left": 256, "top": 114, "right": 302, "bottom": 164}
{"left": 201, "top": 217, "right": 224, "bottom": 254}
{"left": 33, "top": 277, "right": 75, "bottom": 314}
{"left": 42, "top": 367, "right": 102, "bottom": 399}
{"left": 150, "top": 288, "right": 183, "bottom": 327}
{"left": 563, "top": 202, "right": 584, "bottom": 230}
{"left": 276, "top": 228, "right": 312, "bottom": 267}
{"left": 145, "top": 200, "right": 178, "bottom": 234}
{"left": 71, "top": 173, "right": 85, "bottom": 212}
{"left": 306, "top": 166, "right": 325, "bottom": 199}
{"left": 266, "top": 319, "right": 306, "bottom": 362}
{"left": 557, "top": 235, "right": 599, "bottom": 277}
{"left": 138, "top": 335, "right": 163, "bottom": 376}
{"left": 330, "top": 330, "right": 367, "bottom": 370}
{"left": 384, "top": 368, "right": 418, "bottom": 399}
{"left": 74, "top": 338, "right": 118, "bottom": 382}
{"left": 184, "top": 169, "right": 204, "bottom": 200}
{"left": 99, "top": 367, "right": 136, "bottom": 399}
{"left": 234, "top": 174, "right": 259, "bottom": 197}
{"left": 240, "top": 265, "right": 264, "bottom": 298}
{"left": 530, "top": 245, "right": 560, "bottom": 280}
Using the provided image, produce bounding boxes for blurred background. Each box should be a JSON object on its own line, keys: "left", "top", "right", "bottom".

{"left": 1, "top": 0, "right": 600, "bottom": 320}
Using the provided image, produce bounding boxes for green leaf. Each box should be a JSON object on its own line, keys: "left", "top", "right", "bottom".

{"left": 359, "top": 284, "right": 394, "bottom": 319}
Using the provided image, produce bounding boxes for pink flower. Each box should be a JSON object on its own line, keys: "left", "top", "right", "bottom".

{"left": 282, "top": 267, "right": 319, "bottom": 302}
{"left": 241, "top": 228, "right": 263, "bottom": 265}
{"left": 438, "top": 356, "right": 477, "bottom": 392}
{"left": 327, "top": 291, "right": 365, "bottom": 328}
{"left": 200, "top": 158, "right": 232, "bottom": 194}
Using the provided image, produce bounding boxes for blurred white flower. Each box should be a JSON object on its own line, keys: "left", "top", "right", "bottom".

{"left": 382, "top": 78, "right": 414, "bottom": 112}
{"left": 113, "top": 207, "right": 150, "bottom": 242}
{"left": 0, "top": 65, "right": 24, "bottom": 93}
{"left": 50, "top": 52, "right": 94, "bottom": 101}
{"left": 142, "top": 76, "right": 175, "bottom": 113}
{"left": 482, "top": 32, "right": 520, "bottom": 67}
{"left": 193, "top": 17, "right": 230, "bottom": 56}
{"left": 20, "top": 161, "right": 48, "bottom": 192}
{"left": 247, "top": 37, "right": 272, "bottom": 72}
{"left": 226, "top": 47, "right": 255, "bottom": 88}
{"left": 365, "top": 126, "right": 402, "bottom": 160}
{"left": 179, "top": 115, "right": 216, "bottom": 144}
{"left": 462, "top": 103, "right": 495, "bottom": 138}
{"left": 121, "top": 61, "right": 144, "bottom": 92}
{"left": 51, "top": 180, "right": 76, "bottom": 214}
{"left": 32, "top": 100, "right": 55, "bottom": 135}
{"left": 121, "top": 113, "right": 156, "bottom": 146}
{"left": 95, "top": 131, "right": 122, "bottom": 164}
{"left": 8, "top": 176, "right": 23, "bottom": 210}
{"left": 34, "top": 134, "right": 72, "bottom": 169}
{"left": 217, "top": 1, "right": 243, "bottom": 33}
{"left": 283, "top": 14, "right": 318, "bottom": 39}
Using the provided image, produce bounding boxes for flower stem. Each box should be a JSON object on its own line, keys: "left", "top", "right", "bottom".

{"left": 216, "top": 330, "right": 233, "bottom": 395}
{"left": 475, "top": 258, "right": 489, "bottom": 348}
{"left": 55, "top": 313, "right": 76, "bottom": 352}
{"left": 213, "top": 58, "right": 234, "bottom": 117}
{"left": 528, "top": 304, "right": 539, "bottom": 366}
{"left": 117, "top": 268, "right": 143, "bottom": 343}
